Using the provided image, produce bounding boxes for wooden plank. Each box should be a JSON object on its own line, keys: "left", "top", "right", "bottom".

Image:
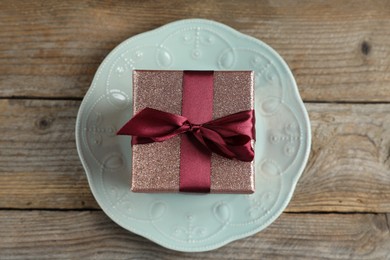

{"left": 0, "top": 211, "right": 388, "bottom": 259}
{"left": 0, "top": 99, "right": 98, "bottom": 209}
{"left": 1, "top": 0, "right": 390, "bottom": 101}
{"left": 1, "top": 99, "right": 390, "bottom": 212}
{"left": 289, "top": 103, "right": 390, "bottom": 212}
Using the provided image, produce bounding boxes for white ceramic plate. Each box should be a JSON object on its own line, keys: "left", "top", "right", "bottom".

{"left": 76, "top": 19, "right": 311, "bottom": 252}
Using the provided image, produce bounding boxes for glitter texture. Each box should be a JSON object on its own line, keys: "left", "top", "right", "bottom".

{"left": 131, "top": 70, "right": 254, "bottom": 193}
{"left": 132, "top": 70, "right": 182, "bottom": 192}
{"left": 211, "top": 71, "right": 254, "bottom": 193}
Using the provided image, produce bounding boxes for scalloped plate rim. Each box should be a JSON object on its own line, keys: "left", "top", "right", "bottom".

{"left": 75, "top": 18, "right": 311, "bottom": 252}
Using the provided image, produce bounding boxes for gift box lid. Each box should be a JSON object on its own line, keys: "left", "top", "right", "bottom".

{"left": 125, "top": 70, "right": 255, "bottom": 193}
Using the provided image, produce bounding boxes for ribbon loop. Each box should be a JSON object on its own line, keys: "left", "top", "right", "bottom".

{"left": 117, "top": 107, "right": 255, "bottom": 162}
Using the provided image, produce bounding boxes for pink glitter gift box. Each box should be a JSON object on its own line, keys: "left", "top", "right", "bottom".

{"left": 122, "top": 70, "right": 255, "bottom": 193}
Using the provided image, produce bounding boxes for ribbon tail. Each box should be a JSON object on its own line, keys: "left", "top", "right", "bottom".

{"left": 195, "top": 127, "right": 254, "bottom": 161}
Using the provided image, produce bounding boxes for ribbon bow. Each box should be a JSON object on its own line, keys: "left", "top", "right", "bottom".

{"left": 117, "top": 107, "right": 255, "bottom": 162}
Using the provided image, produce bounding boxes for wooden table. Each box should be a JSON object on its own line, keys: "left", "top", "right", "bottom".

{"left": 1, "top": 0, "right": 390, "bottom": 258}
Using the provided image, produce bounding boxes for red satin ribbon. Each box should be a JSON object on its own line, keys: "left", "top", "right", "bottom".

{"left": 180, "top": 71, "right": 214, "bottom": 192}
{"left": 117, "top": 107, "right": 255, "bottom": 162}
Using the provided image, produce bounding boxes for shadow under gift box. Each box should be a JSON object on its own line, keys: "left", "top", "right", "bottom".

{"left": 129, "top": 70, "right": 255, "bottom": 193}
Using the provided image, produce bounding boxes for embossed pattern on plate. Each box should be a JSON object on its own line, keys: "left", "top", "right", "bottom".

{"left": 75, "top": 19, "right": 311, "bottom": 252}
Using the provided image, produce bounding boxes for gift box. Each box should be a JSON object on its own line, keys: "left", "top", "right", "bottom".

{"left": 118, "top": 70, "right": 255, "bottom": 193}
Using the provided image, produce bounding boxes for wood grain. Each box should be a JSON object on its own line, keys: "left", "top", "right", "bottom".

{"left": 0, "top": 99, "right": 98, "bottom": 209}
{"left": 1, "top": 1, "right": 390, "bottom": 257}
{"left": 1, "top": 99, "right": 390, "bottom": 212}
{"left": 1, "top": 0, "right": 390, "bottom": 101}
{"left": 289, "top": 103, "right": 390, "bottom": 212}
{"left": 0, "top": 210, "right": 388, "bottom": 259}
